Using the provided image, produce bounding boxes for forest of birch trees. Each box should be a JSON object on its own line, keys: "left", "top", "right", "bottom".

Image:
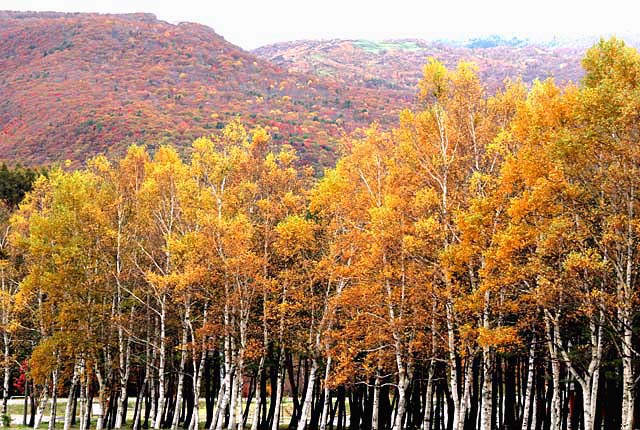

{"left": 0, "top": 38, "right": 639, "bottom": 430}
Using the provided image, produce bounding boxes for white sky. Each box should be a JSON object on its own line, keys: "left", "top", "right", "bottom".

{"left": 1, "top": 0, "right": 637, "bottom": 49}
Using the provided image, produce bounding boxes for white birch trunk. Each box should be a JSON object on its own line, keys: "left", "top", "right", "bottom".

{"left": 392, "top": 367, "right": 410, "bottom": 430}
{"left": 82, "top": 376, "right": 91, "bottom": 430}
{"left": 446, "top": 301, "right": 464, "bottom": 430}
{"left": 209, "top": 374, "right": 227, "bottom": 430}
{"left": 189, "top": 309, "right": 208, "bottom": 430}
{"left": 154, "top": 298, "right": 167, "bottom": 430}
{"left": 234, "top": 360, "right": 244, "bottom": 430}
{"left": 95, "top": 365, "right": 109, "bottom": 430}
{"left": 480, "top": 348, "right": 492, "bottom": 430}
{"left": 621, "top": 322, "right": 635, "bottom": 430}
{"left": 529, "top": 392, "right": 537, "bottom": 430}
{"left": 371, "top": 372, "right": 381, "bottom": 430}
{"left": 520, "top": 337, "right": 536, "bottom": 430}
{"left": 319, "top": 357, "right": 332, "bottom": 430}
{"left": 480, "top": 290, "right": 492, "bottom": 430}
{"left": 149, "top": 339, "right": 157, "bottom": 428}
{"left": 620, "top": 286, "right": 635, "bottom": 430}
{"left": 115, "top": 309, "right": 133, "bottom": 430}
{"left": 544, "top": 312, "right": 561, "bottom": 430}
{"left": 421, "top": 363, "right": 435, "bottom": 430}
{"left": 213, "top": 336, "right": 234, "bottom": 430}
{"left": 189, "top": 347, "right": 207, "bottom": 430}
{"left": 297, "top": 357, "right": 318, "bottom": 430}
{"left": 270, "top": 349, "right": 285, "bottom": 430}
{"left": 235, "top": 314, "right": 248, "bottom": 430}
{"left": 172, "top": 304, "right": 190, "bottom": 430}
{"left": 150, "top": 321, "right": 158, "bottom": 429}
{"left": 553, "top": 310, "right": 603, "bottom": 430}
{"left": 1, "top": 332, "right": 9, "bottom": 417}
{"left": 621, "top": 191, "right": 636, "bottom": 430}
{"left": 78, "top": 359, "right": 86, "bottom": 430}
{"left": 133, "top": 376, "right": 147, "bottom": 430}
{"left": 0, "top": 267, "right": 9, "bottom": 418}
{"left": 228, "top": 365, "right": 238, "bottom": 430}
{"left": 462, "top": 357, "right": 473, "bottom": 429}
{"left": 114, "top": 212, "right": 130, "bottom": 430}
{"left": 47, "top": 368, "right": 58, "bottom": 430}
{"left": 213, "top": 369, "right": 233, "bottom": 430}
{"left": 33, "top": 380, "right": 49, "bottom": 430}
{"left": 63, "top": 362, "right": 80, "bottom": 430}
{"left": 249, "top": 356, "right": 265, "bottom": 430}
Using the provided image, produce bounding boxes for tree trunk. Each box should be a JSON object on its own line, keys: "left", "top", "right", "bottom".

{"left": 133, "top": 373, "right": 147, "bottom": 430}
{"left": 319, "top": 357, "right": 332, "bottom": 430}
{"left": 270, "top": 348, "right": 285, "bottom": 430}
{"left": 22, "top": 379, "right": 29, "bottom": 426}
{"left": 154, "top": 298, "right": 167, "bottom": 430}
{"left": 620, "top": 307, "right": 635, "bottom": 430}
{"left": 392, "top": 366, "right": 411, "bottom": 430}
{"left": 421, "top": 362, "right": 435, "bottom": 430}
{"left": 544, "top": 312, "right": 561, "bottom": 430}
{"left": 298, "top": 358, "right": 318, "bottom": 430}
{"left": 172, "top": 303, "right": 191, "bottom": 430}
{"left": 79, "top": 361, "right": 87, "bottom": 430}
{"left": 250, "top": 356, "right": 265, "bottom": 430}
{"left": 95, "top": 365, "right": 109, "bottom": 430}
{"left": 286, "top": 354, "right": 301, "bottom": 429}
{"left": 212, "top": 362, "right": 233, "bottom": 430}
{"left": 621, "top": 200, "right": 637, "bottom": 430}
{"left": 372, "top": 373, "right": 380, "bottom": 430}
{"left": 115, "top": 309, "right": 133, "bottom": 430}
{"left": 33, "top": 379, "right": 49, "bottom": 430}
{"left": 480, "top": 290, "right": 492, "bottom": 430}
{"left": 228, "top": 346, "right": 242, "bottom": 430}
{"left": 189, "top": 309, "right": 208, "bottom": 430}
{"left": 446, "top": 301, "right": 465, "bottom": 430}
{"left": 47, "top": 368, "right": 59, "bottom": 430}
{"left": 520, "top": 337, "right": 536, "bottom": 430}
{"left": 1, "top": 331, "right": 9, "bottom": 417}
{"left": 234, "top": 320, "right": 247, "bottom": 430}
{"left": 63, "top": 362, "right": 80, "bottom": 430}
{"left": 529, "top": 391, "right": 537, "bottom": 430}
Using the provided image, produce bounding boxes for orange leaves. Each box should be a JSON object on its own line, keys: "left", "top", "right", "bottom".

{"left": 419, "top": 58, "right": 449, "bottom": 103}
{"left": 274, "top": 215, "right": 317, "bottom": 260}
{"left": 582, "top": 37, "right": 640, "bottom": 91}
{"left": 29, "top": 337, "right": 61, "bottom": 385}
{"left": 250, "top": 127, "right": 270, "bottom": 154}
{"left": 309, "top": 169, "right": 349, "bottom": 218}
{"left": 477, "top": 326, "right": 520, "bottom": 352}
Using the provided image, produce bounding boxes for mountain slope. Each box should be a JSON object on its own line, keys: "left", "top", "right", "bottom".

{"left": 253, "top": 38, "right": 587, "bottom": 94}
{"left": 0, "top": 12, "right": 405, "bottom": 167}
{"left": 3, "top": 12, "right": 629, "bottom": 169}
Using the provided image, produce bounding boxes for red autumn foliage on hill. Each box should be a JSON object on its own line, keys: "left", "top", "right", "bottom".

{"left": 2, "top": 12, "right": 627, "bottom": 170}
{"left": 0, "top": 11, "right": 408, "bottom": 168}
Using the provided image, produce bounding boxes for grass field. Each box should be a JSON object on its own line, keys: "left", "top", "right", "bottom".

{"left": 4, "top": 397, "right": 302, "bottom": 428}
{"left": 353, "top": 40, "right": 422, "bottom": 53}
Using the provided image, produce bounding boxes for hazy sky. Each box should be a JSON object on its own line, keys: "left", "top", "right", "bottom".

{"left": 2, "top": 0, "right": 638, "bottom": 49}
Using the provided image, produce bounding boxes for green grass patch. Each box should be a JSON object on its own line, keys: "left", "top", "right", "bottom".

{"left": 353, "top": 40, "right": 422, "bottom": 53}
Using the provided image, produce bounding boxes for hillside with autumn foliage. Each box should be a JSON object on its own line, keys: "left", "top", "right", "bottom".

{"left": 253, "top": 38, "right": 593, "bottom": 94}
{"left": 3, "top": 12, "right": 630, "bottom": 170}
{"left": 0, "top": 11, "right": 412, "bottom": 168}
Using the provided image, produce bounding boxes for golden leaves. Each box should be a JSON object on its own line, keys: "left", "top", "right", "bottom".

{"left": 419, "top": 58, "right": 449, "bottom": 103}
{"left": 274, "top": 215, "right": 317, "bottom": 259}
{"left": 477, "top": 326, "right": 520, "bottom": 352}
